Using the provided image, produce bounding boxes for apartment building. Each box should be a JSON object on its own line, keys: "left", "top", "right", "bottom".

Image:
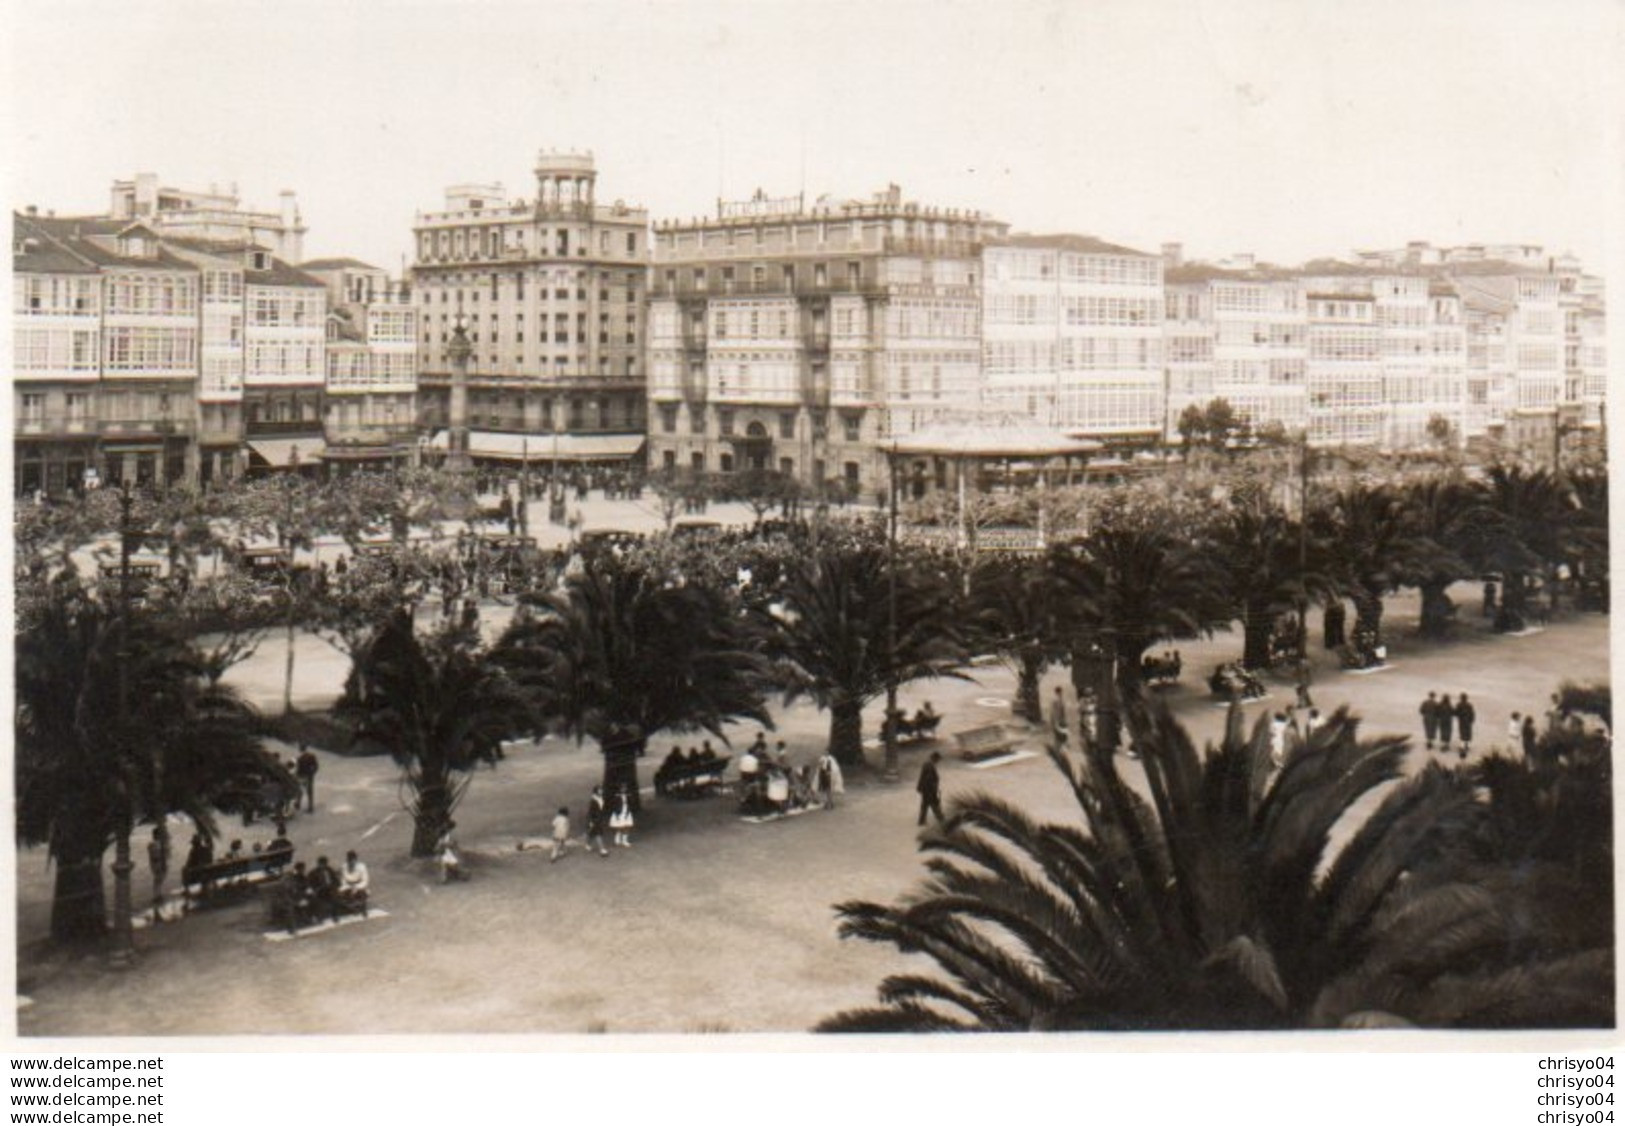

{"left": 981, "top": 234, "right": 1165, "bottom": 446}
{"left": 410, "top": 150, "right": 648, "bottom": 468}
{"left": 12, "top": 205, "right": 328, "bottom": 493}
{"left": 647, "top": 184, "right": 1003, "bottom": 497}
{"left": 1163, "top": 264, "right": 1306, "bottom": 438}
{"left": 303, "top": 258, "right": 417, "bottom": 471}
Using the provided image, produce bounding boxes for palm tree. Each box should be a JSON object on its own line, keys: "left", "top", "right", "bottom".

{"left": 765, "top": 530, "right": 967, "bottom": 767}
{"left": 1069, "top": 518, "right": 1227, "bottom": 697}
{"left": 1473, "top": 465, "right": 1578, "bottom": 631}
{"left": 966, "top": 552, "right": 1079, "bottom": 723}
{"left": 1397, "top": 474, "right": 1484, "bottom": 639}
{"left": 345, "top": 609, "right": 531, "bottom": 856}
{"left": 820, "top": 697, "right": 1609, "bottom": 1031}
{"left": 15, "top": 571, "right": 269, "bottom": 943}
{"left": 1206, "top": 500, "right": 1318, "bottom": 669}
{"left": 492, "top": 550, "right": 774, "bottom": 808}
{"left": 1313, "top": 483, "right": 1417, "bottom": 651}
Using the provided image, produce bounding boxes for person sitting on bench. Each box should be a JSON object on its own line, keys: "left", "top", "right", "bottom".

{"left": 276, "top": 862, "right": 313, "bottom": 932}
{"left": 914, "top": 701, "right": 939, "bottom": 727}
{"left": 265, "top": 827, "right": 294, "bottom": 875}
{"left": 307, "top": 855, "right": 342, "bottom": 924}
{"left": 339, "top": 851, "right": 369, "bottom": 915}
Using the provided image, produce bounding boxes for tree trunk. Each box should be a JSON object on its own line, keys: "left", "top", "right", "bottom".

{"left": 1241, "top": 603, "right": 1273, "bottom": 670}
{"left": 49, "top": 836, "right": 108, "bottom": 945}
{"left": 828, "top": 698, "right": 865, "bottom": 768}
{"left": 1495, "top": 571, "right": 1528, "bottom": 632}
{"left": 603, "top": 737, "right": 645, "bottom": 815}
{"left": 410, "top": 782, "right": 455, "bottom": 858}
{"left": 282, "top": 617, "right": 296, "bottom": 715}
{"left": 1015, "top": 653, "right": 1043, "bottom": 723}
{"left": 1114, "top": 635, "right": 1151, "bottom": 703}
{"left": 1351, "top": 587, "right": 1385, "bottom": 651}
{"left": 1418, "top": 580, "right": 1455, "bottom": 639}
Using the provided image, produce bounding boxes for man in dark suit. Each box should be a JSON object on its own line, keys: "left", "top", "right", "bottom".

{"left": 916, "top": 752, "right": 945, "bottom": 827}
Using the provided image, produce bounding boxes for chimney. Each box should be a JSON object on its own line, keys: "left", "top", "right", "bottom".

{"left": 1161, "top": 241, "right": 1183, "bottom": 268}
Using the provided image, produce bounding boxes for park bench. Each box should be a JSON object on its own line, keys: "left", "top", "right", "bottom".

{"left": 1208, "top": 663, "right": 1267, "bottom": 701}
{"left": 182, "top": 846, "right": 294, "bottom": 905}
{"left": 1141, "top": 653, "right": 1182, "bottom": 687}
{"left": 883, "top": 711, "right": 943, "bottom": 743}
{"left": 655, "top": 755, "right": 732, "bottom": 798}
{"left": 953, "top": 723, "right": 1024, "bottom": 763}
{"left": 264, "top": 873, "right": 368, "bottom": 935}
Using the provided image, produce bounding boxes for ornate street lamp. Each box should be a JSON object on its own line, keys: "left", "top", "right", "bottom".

{"left": 108, "top": 483, "right": 140, "bottom": 968}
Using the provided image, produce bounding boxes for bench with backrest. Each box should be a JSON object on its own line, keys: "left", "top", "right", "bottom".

{"left": 953, "top": 722, "right": 1023, "bottom": 763}
{"left": 182, "top": 846, "right": 294, "bottom": 904}
{"left": 883, "top": 711, "right": 943, "bottom": 743}
{"left": 656, "top": 755, "right": 731, "bottom": 797}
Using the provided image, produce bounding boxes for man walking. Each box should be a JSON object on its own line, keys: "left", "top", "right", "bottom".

{"left": 916, "top": 751, "right": 945, "bottom": 827}
{"left": 1050, "top": 685, "right": 1070, "bottom": 751}
{"left": 816, "top": 750, "right": 843, "bottom": 810}
{"left": 585, "top": 786, "right": 610, "bottom": 857}
{"left": 1419, "top": 692, "right": 1439, "bottom": 751}
{"left": 295, "top": 744, "right": 319, "bottom": 813}
{"left": 1455, "top": 694, "right": 1476, "bottom": 759}
{"left": 146, "top": 826, "right": 169, "bottom": 923}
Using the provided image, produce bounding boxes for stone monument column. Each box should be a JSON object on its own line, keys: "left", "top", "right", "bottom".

{"left": 446, "top": 314, "right": 473, "bottom": 472}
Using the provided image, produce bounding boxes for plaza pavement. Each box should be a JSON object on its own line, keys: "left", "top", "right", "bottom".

{"left": 15, "top": 493, "right": 1613, "bottom": 1036}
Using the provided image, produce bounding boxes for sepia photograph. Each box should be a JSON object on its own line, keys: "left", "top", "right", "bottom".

{"left": 5, "top": 0, "right": 1619, "bottom": 1080}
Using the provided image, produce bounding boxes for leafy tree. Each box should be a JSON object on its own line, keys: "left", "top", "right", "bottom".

{"left": 15, "top": 571, "right": 268, "bottom": 943}
{"left": 820, "top": 698, "right": 1610, "bottom": 1031}
{"left": 493, "top": 550, "right": 775, "bottom": 806}
{"left": 765, "top": 527, "right": 967, "bottom": 767}
{"left": 344, "top": 610, "right": 531, "bottom": 856}
{"left": 1175, "top": 403, "right": 1207, "bottom": 457}
{"left": 726, "top": 469, "right": 800, "bottom": 528}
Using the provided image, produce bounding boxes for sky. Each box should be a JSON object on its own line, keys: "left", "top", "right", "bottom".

{"left": 5, "top": 0, "right": 1623, "bottom": 276}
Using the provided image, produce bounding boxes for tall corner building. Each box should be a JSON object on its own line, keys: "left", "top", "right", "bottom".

{"left": 647, "top": 185, "right": 1006, "bottom": 499}
{"left": 410, "top": 151, "right": 649, "bottom": 468}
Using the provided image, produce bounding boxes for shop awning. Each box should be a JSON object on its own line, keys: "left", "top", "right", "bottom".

{"left": 247, "top": 438, "right": 324, "bottom": 467}
{"left": 434, "top": 430, "right": 646, "bottom": 462}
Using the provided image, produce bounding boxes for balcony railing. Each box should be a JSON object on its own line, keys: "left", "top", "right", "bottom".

{"left": 245, "top": 418, "right": 323, "bottom": 437}
{"left": 650, "top": 275, "right": 884, "bottom": 300}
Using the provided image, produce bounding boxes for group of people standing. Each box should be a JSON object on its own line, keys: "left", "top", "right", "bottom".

{"left": 1418, "top": 691, "right": 1478, "bottom": 758}
{"left": 539, "top": 784, "right": 637, "bottom": 864}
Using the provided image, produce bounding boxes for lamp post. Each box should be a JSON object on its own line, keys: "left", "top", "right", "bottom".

{"left": 108, "top": 483, "right": 139, "bottom": 968}
{"left": 1297, "top": 429, "right": 1311, "bottom": 663}
{"left": 882, "top": 441, "right": 901, "bottom": 782}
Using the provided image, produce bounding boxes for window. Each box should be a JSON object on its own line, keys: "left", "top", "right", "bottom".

{"left": 659, "top": 404, "right": 678, "bottom": 433}
{"left": 842, "top": 412, "right": 861, "bottom": 442}
{"left": 778, "top": 411, "right": 796, "bottom": 439}
{"left": 719, "top": 409, "right": 735, "bottom": 436}
{"left": 626, "top": 232, "right": 637, "bottom": 254}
